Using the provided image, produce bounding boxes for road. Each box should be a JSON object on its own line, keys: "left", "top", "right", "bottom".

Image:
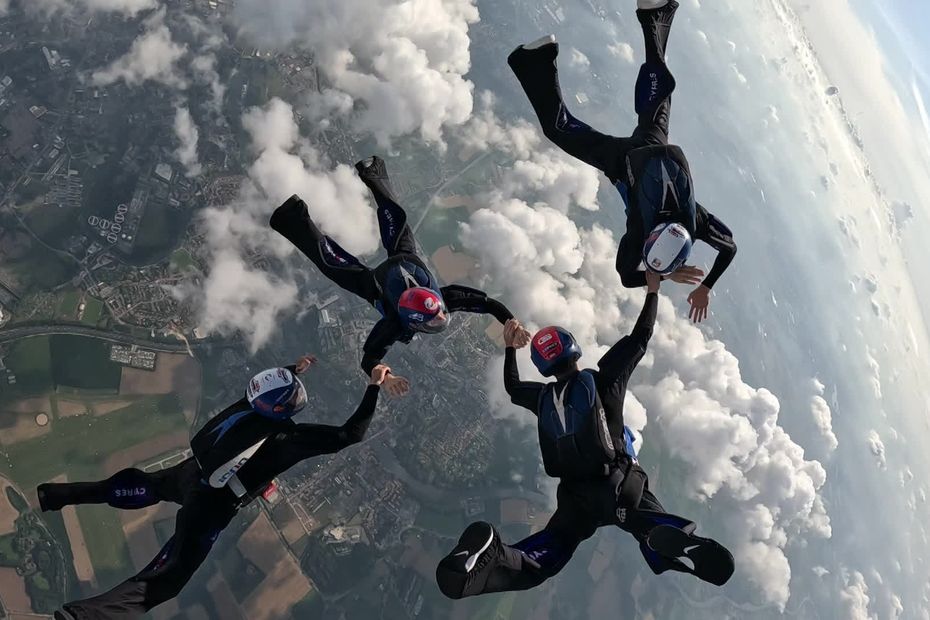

{"left": 411, "top": 151, "right": 491, "bottom": 235}
{"left": 0, "top": 322, "right": 232, "bottom": 353}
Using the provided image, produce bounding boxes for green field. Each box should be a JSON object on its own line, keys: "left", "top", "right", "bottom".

{"left": 291, "top": 591, "right": 324, "bottom": 620}
{"left": 49, "top": 335, "right": 122, "bottom": 391}
{"left": 76, "top": 504, "right": 133, "bottom": 586}
{"left": 130, "top": 201, "right": 193, "bottom": 266}
{"left": 80, "top": 297, "right": 105, "bottom": 326}
{"left": 169, "top": 249, "right": 196, "bottom": 273}
{"left": 0, "top": 532, "right": 19, "bottom": 566}
{"left": 413, "top": 506, "right": 465, "bottom": 538}
{"left": 219, "top": 545, "right": 265, "bottom": 603}
{"left": 4, "top": 336, "right": 54, "bottom": 397}
{"left": 56, "top": 291, "right": 82, "bottom": 320}
{"left": 5, "top": 485, "right": 28, "bottom": 514}
{"left": 4, "top": 334, "right": 124, "bottom": 398}
{"left": 0, "top": 397, "right": 188, "bottom": 491}
{"left": 23, "top": 201, "right": 78, "bottom": 248}
{"left": 472, "top": 591, "right": 517, "bottom": 620}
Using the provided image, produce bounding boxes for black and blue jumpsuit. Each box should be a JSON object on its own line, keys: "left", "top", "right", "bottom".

{"left": 38, "top": 382, "right": 381, "bottom": 619}
{"left": 439, "top": 292, "right": 703, "bottom": 595}
{"left": 507, "top": 0, "right": 737, "bottom": 289}
{"left": 270, "top": 156, "right": 514, "bottom": 375}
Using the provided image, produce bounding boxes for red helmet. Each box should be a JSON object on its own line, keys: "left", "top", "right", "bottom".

{"left": 398, "top": 287, "right": 448, "bottom": 334}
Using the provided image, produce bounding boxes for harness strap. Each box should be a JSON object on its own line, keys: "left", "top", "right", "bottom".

{"left": 616, "top": 459, "right": 647, "bottom": 511}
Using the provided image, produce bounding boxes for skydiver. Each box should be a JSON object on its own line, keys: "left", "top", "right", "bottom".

{"left": 507, "top": 0, "right": 737, "bottom": 323}
{"left": 435, "top": 272, "right": 734, "bottom": 599}
{"left": 40, "top": 356, "right": 391, "bottom": 620}
{"left": 270, "top": 155, "right": 531, "bottom": 395}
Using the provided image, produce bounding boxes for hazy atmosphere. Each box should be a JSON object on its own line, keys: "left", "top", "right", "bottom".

{"left": 0, "top": 0, "right": 927, "bottom": 618}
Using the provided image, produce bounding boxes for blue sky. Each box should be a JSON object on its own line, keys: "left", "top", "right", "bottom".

{"left": 858, "top": 0, "right": 930, "bottom": 131}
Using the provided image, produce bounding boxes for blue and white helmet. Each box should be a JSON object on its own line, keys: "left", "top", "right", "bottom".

{"left": 643, "top": 222, "right": 692, "bottom": 276}
{"left": 246, "top": 367, "right": 307, "bottom": 420}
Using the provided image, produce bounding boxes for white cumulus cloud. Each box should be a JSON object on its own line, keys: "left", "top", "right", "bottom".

{"left": 175, "top": 98, "right": 379, "bottom": 351}
{"left": 233, "top": 0, "right": 479, "bottom": 147}
{"left": 809, "top": 379, "right": 838, "bottom": 453}
{"left": 28, "top": 0, "right": 156, "bottom": 16}
{"left": 172, "top": 106, "right": 202, "bottom": 178}
{"left": 867, "top": 429, "right": 886, "bottom": 469}
{"left": 840, "top": 571, "right": 875, "bottom": 620}
{"left": 607, "top": 42, "right": 635, "bottom": 64}
{"left": 91, "top": 10, "right": 188, "bottom": 88}
{"left": 569, "top": 47, "right": 590, "bottom": 68}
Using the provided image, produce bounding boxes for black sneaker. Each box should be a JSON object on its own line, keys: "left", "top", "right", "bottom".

{"left": 436, "top": 521, "right": 501, "bottom": 599}
{"left": 37, "top": 483, "right": 68, "bottom": 512}
{"left": 355, "top": 155, "right": 401, "bottom": 205}
{"left": 54, "top": 607, "right": 78, "bottom": 620}
{"left": 355, "top": 155, "right": 384, "bottom": 177}
{"left": 507, "top": 35, "right": 559, "bottom": 70}
{"left": 646, "top": 524, "right": 734, "bottom": 586}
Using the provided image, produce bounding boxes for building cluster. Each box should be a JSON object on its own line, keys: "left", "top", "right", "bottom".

{"left": 108, "top": 344, "right": 156, "bottom": 370}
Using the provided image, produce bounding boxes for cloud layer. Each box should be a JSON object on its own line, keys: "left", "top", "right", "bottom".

{"left": 91, "top": 10, "right": 187, "bottom": 88}
{"left": 455, "top": 107, "right": 829, "bottom": 609}
{"left": 233, "top": 0, "right": 479, "bottom": 145}
{"left": 172, "top": 106, "right": 202, "bottom": 178}
{"left": 175, "top": 99, "right": 379, "bottom": 351}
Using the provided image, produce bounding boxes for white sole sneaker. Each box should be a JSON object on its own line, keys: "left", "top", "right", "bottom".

{"left": 523, "top": 34, "right": 556, "bottom": 50}
{"left": 464, "top": 526, "right": 495, "bottom": 572}
{"left": 637, "top": 0, "right": 669, "bottom": 8}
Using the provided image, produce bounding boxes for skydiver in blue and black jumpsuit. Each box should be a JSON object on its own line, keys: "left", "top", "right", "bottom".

{"left": 435, "top": 273, "right": 733, "bottom": 599}
{"left": 271, "top": 156, "right": 528, "bottom": 394}
{"left": 508, "top": 0, "right": 737, "bottom": 323}
{"left": 39, "top": 359, "right": 390, "bottom": 620}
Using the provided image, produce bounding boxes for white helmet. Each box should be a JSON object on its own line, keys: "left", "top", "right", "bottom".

{"left": 246, "top": 368, "right": 307, "bottom": 420}
{"left": 642, "top": 222, "right": 693, "bottom": 275}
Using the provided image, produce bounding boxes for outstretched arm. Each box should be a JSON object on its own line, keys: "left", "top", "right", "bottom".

{"left": 597, "top": 279, "right": 659, "bottom": 385}
{"left": 282, "top": 366, "right": 388, "bottom": 458}
{"left": 695, "top": 205, "right": 737, "bottom": 290}
{"left": 441, "top": 284, "right": 514, "bottom": 324}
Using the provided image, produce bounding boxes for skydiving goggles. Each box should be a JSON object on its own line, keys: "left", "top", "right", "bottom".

{"left": 273, "top": 377, "right": 308, "bottom": 415}
{"left": 411, "top": 307, "right": 449, "bottom": 334}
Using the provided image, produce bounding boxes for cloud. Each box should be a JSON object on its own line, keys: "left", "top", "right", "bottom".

{"left": 175, "top": 249, "right": 299, "bottom": 352}
{"left": 175, "top": 99, "right": 379, "bottom": 351}
{"left": 190, "top": 54, "right": 226, "bottom": 113}
{"left": 28, "top": 0, "right": 156, "bottom": 16}
{"left": 840, "top": 571, "right": 874, "bottom": 620}
{"left": 607, "top": 42, "right": 635, "bottom": 64}
{"left": 460, "top": 94, "right": 600, "bottom": 213}
{"left": 232, "top": 0, "right": 479, "bottom": 146}
{"left": 91, "top": 10, "right": 188, "bottom": 88}
{"left": 172, "top": 106, "right": 202, "bottom": 178}
{"left": 809, "top": 379, "right": 838, "bottom": 453}
{"left": 865, "top": 348, "right": 882, "bottom": 400}
{"left": 457, "top": 91, "right": 539, "bottom": 160}
{"left": 455, "top": 113, "right": 829, "bottom": 610}
{"left": 812, "top": 565, "right": 829, "bottom": 577}
{"left": 569, "top": 48, "right": 590, "bottom": 68}
{"left": 867, "top": 430, "right": 886, "bottom": 469}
